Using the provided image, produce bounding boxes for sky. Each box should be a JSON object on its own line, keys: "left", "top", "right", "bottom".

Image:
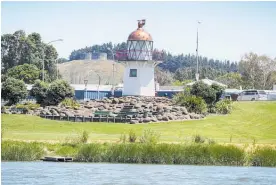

{"left": 1, "top": 1, "right": 276, "bottom": 62}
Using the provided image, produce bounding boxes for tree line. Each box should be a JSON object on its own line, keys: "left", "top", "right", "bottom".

{"left": 68, "top": 42, "right": 276, "bottom": 90}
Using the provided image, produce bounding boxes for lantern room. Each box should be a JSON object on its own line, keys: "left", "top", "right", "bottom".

{"left": 127, "top": 19, "right": 153, "bottom": 61}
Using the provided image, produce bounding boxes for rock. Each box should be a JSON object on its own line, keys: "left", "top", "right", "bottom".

{"left": 157, "top": 115, "right": 163, "bottom": 121}
{"left": 143, "top": 117, "right": 151, "bottom": 123}
{"left": 84, "top": 105, "right": 93, "bottom": 109}
{"left": 162, "top": 116, "right": 169, "bottom": 121}
{"left": 130, "top": 120, "right": 139, "bottom": 124}
{"left": 112, "top": 98, "right": 119, "bottom": 104}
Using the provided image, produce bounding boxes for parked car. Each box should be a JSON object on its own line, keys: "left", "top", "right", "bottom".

{"left": 237, "top": 90, "right": 267, "bottom": 101}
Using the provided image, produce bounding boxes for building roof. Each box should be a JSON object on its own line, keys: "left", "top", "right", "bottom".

{"left": 71, "top": 84, "right": 112, "bottom": 91}
{"left": 158, "top": 86, "right": 184, "bottom": 91}
{"left": 186, "top": 78, "right": 227, "bottom": 87}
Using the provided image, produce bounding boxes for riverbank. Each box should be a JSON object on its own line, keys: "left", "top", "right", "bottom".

{"left": 2, "top": 140, "right": 276, "bottom": 167}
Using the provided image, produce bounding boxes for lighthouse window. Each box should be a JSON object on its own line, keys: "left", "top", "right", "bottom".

{"left": 129, "top": 69, "right": 137, "bottom": 77}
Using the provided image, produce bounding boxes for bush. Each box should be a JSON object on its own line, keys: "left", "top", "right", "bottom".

{"left": 60, "top": 98, "right": 80, "bottom": 108}
{"left": 193, "top": 135, "right": 205, "bottom": 143}
{"left": 30, "top": 80, "right": 49, "bottom": 105}
{"left": 211, "top": 84, "right": 225, "bottom": 102}
{"left": 80, "top": 131, "right": 89, "bottom": 144}
{"left": 46, "top": 80, "right": 74, "bottom": 105}
{"left": 190, "top": 81, "right": 216, "bottom": 105}
{"left": 128, "top": 129, "right": 137, "bottom": 143}
{"left": 1, "top": 77, "right": 28, "bottom": 105}
{"left": 180, "top": 95, "right": 207, "bottom": 114}
{"left": 16, "top": 102, "right": 40, "bottom": 110}
{"left": 215, "top": 99, "right": 232, "bottom": 114}
{"left": 139, "top": 129, "right": 160, "bottom": 144}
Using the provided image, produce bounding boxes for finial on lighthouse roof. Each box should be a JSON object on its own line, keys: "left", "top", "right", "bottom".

{"left": 138, "top": 19, "right": 146, "bottom": 28}
{"left": 128, "top": 19, "right": 152, "bottom": 41}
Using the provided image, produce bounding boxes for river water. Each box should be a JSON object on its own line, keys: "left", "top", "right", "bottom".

{"left": 1, "top": 162, "right": 276, "bottom": 185}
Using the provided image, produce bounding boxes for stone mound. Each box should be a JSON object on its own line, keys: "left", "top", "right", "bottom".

{"left": 39, "top": 96, "right": 205, "bottom": 123}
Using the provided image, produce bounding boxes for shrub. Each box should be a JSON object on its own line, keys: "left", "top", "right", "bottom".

{"left": 193, "top": 134, "right": 205, "bottom": 143}
{"left": 1, "top": 77, "right": 28, "bottom": 105}
{"left": 215, "top": 99, "right": 233, "bottom": 114}
{"left": 80, "top": 131, "right": 89, "bottom": 144}
{"left": 60, "top": 98, "right": 80, "bottom": 109}
{"left": 139, "top": 129, "right": 160, "bottom": 144}
{"left": 30, "top": 80, "right": 49, "bottom": 105}
{"left": 211, "top": 84, "right": 225, "bottom": 102}
{"left": 190, "top": 81, "right": 216, "bottom": 105}
{"left": 46, "top": 80, "right": 74, "bottom": 105}
{"left": 128, "top": 129, "right": 137, "bottom": 143}
{"left": 16, "top": 102, "right": 40, "bottom": 111}
{"left": 180, "top": 95, "right": 207, "bottom": 114}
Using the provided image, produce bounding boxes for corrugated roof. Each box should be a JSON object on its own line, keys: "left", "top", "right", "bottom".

{"left": 158, "top": 86, "right": 184, "bottom": 91}
{"left": 71, "top": 84, "right": 112, "bottom": 91}
{"left": 186, "top": 78, "right": 227, "bottom": 87}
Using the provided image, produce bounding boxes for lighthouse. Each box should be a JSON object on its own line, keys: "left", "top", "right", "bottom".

{"left": 121, "top": 19, "right": 159, "bottom": 96}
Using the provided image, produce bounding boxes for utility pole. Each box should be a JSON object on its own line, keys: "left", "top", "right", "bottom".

{"left": 195, "top": 21, "right": 201, "bottom": 81}
{"left": 108, "top": 48, "right": 115, "bottom": 97}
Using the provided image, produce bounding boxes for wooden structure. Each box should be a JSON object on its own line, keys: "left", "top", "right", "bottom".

{"left": 41, "top": 156, "right": 73, "bottom": 162}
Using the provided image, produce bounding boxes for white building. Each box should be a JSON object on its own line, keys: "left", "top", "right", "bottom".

{"left": 120, "top": 19, "right": 159, "bottom": 96}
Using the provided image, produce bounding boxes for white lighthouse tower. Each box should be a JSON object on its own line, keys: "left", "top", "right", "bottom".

{"left": 121, "top": 19, "right": 159, "bottom": 96}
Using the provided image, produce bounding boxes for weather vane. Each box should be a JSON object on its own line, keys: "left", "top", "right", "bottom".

{"left": 137, "top": 19, "right": 146, "bottom": 28}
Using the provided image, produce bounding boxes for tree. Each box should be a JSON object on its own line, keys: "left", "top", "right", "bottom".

{"left": 1, "top": 77, "right": 27, "bottom": 105}
{"left": 239, "top": 53, "right": 263, "bottom": 89}
{"left": 215, "top": 72, "right": 242, "bottom": 89}
{"left": 57, "top": 58, "right": 69, "bottom": 64}
{"left": 1, "top": 30, "right": 58, "bottom": 82}
{"left": 30, "top": 80, "right": 49, "bottom": 105}
{"left": 190, "top": 81, "right": 216, "bottom": 105}
{"left": 239, "top": 53, "right": 276, "bottom": 90}
{"left": 155, "top": 67, "right": 173, "bottom": 85}
{"left": 46, "top": 80, "right": 74, "bottom": 105}
{"left": 6, "top": 64, "right": 40, "bottom": 84}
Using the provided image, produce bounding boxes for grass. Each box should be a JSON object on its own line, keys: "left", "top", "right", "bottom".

{"left": 2, "top": 101, "right": 276, "bottom": 144}
{"left": 2, "top": 140, "right": 276, "bottom": 167}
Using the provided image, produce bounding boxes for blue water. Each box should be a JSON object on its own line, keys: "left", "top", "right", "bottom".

{"left": 1, "top": 162, "right": 276, "bottom": 185}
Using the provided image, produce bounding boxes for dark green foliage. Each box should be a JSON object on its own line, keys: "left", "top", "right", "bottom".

{"left": 215, "top": 99, "right": 233, "bottom": 114}
{"left": 6, "top": 64, "right": 40, "bottom": 84}
{"left": 30, "top": 80, "right": 49, "bottom": 105}
{"left": 46, "top": 80, "right": 74, "bottom": 105}
{"left": 1, "top": 141, "right": 44, "bottom": 161}
{"left": 190, "top": 81, "right": 216, "bottom": 105}
{"left": 1, "top": 30, "right": 58, "bottom": 82}
{"left": 1, "top": 77, "right": 28, "bottom": 105}
{"left": 178, "top": 95, "right": 207, "bottom": 114}
{"left": 211, "top": 84, "right": 225, "bottom": 102}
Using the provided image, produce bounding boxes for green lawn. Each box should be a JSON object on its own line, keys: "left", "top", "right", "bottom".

{"left": 2, "top": 101, "right": 276, "bottom": 144}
